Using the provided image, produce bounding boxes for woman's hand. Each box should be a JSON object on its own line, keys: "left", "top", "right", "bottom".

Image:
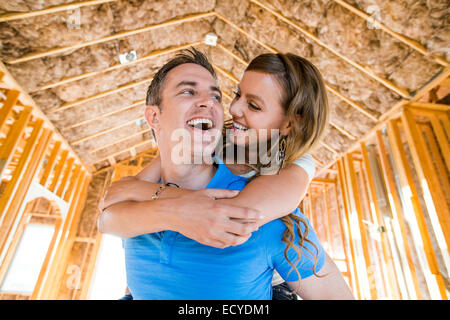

{"left": 168, "top": 189, "right": 263, "bottom": 248}
{"left": 99, "top": 176, "right": 160, "bottom": 211}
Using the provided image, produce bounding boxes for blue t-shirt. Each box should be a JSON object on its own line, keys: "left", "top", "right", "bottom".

{"left": 123, "top": 161, "right": 325, "bottom": 300}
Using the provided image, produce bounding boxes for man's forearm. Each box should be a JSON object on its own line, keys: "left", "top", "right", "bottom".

{"left": 98, "top": 199, "right": 179, "bottom": 238}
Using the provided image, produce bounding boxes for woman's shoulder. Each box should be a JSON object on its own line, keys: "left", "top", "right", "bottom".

{"left": 291, "top": 153, "right": 316, "bottom": 181}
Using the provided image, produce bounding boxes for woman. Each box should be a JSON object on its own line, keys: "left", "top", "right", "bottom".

{"left": 100, "top": 51, "right": 352, "bottom": 299}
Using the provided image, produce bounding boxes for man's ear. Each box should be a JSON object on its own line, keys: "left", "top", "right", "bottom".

{"left": 280, "top": 114, "right": 301, "bottom": 136}
{"left": 144, "top": 105, "right": 161, "bottom": 132}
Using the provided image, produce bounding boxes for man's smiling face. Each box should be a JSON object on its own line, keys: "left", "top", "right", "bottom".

{"left": 145, "top": 63, "right": 224, "bottom": 162}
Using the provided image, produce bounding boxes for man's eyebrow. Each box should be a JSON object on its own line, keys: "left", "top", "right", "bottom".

{"left": 176, "top": 81, "right": 197, "bottom": 88}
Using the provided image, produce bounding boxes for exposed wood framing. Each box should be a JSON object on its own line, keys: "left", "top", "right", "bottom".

{"left": 0, "top": 122, "right": 53, "bottom": 256}
{"left": 375, "top": 129, "right": 422, "bottom": 299}
{"left": 50, "top": 77, "right": 152, "bottom": 113}
{"left": 336, "top": 158, "right": 361, "bottom": 299}
{"left": 0, "top": 0, "right": 117, "bottom": 23}
{"left": 332, "top": 0, "right": 449, "bottom": 67}
{"left": 37, "top": 42, "right": 202, "bottom": 91}
{"left": 401, "top": 107, "right": 450, "bottom": 251}
{"left": 0, "top": 106, "right": 32, "bottom": 177}
{"left": 6, "top": 12, "right": 215, "bottom": 64}
{"left": 360, "top": 142, "right": 399, "bottom": 299}
{"left": 344, "top": 152, "right": 377, "bottom": 299}
{"left": 0, "top": 62, "right": 87, "bottom": 169}
{"left": 70, "top": 116, "right": 144, "bottom": 145}
{"left": 250, "top": 0, "right": 411, "bottom": 98}
{"left": 387, "top": 119, "right": 447, "bottom": 299}
{"left": 65, "top": 99, "right": 145, "bottom": 130}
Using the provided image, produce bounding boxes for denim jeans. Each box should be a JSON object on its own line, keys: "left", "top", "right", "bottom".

{"left": 119, "top": 282, "right": 298, "bottom": 300}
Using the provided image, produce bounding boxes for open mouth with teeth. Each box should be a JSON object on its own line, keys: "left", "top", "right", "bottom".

{"left": 186, "top": 118, "right": 214, "bottom": 131}
{"left": 232, "top": 121, "right": 249, "bottom": 132}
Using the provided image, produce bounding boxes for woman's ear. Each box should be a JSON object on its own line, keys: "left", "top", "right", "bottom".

{"left": 144, "top": 105, "right": 161, "bottom": 132}
{"left": 280, "top": 114, "right": 301, "bottom": 136}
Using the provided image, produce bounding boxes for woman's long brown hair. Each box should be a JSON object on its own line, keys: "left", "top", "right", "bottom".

{"left": 224, "top": 52, "right": 329, "bottom": 287}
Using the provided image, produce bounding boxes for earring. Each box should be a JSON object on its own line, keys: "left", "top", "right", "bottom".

{"left": 277, "top": 136, "right": 287, "bottom": 169}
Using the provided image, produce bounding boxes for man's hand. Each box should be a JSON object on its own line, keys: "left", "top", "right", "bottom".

{"left": 166, "top": 189, "right": 263, "bottom": 249}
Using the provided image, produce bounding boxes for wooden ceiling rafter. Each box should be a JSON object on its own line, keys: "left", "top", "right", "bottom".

{"left": 5, "top": 11, "right": 215, "bottom": 65}
{"left": 316, "top": 68, "right": 450, "bottom": 177}
{"left": 0, "top": 0, "right": 117, "bottom": 23}
{"left": 93, "top": 147, "right": 158, "bottom": 174}
{"left": 65, "top": 99, "right": 145, "bottom": 131}
{"left": 36, "top": 41, "right": 203, "bottom": 92}
{"left": 91, "top": 140, "right": 156, "bottom": 166}
{"left": 49, "top": 76, "right": 152, "bottom": 113}
{"left": 70, "top": 115, "right": 144, "bottom": 145}
{"left": 90, "top": 127, "right": 150, "bottom": 154}
{"left": 250, "top": 0, "right": 411, "bottom": 99}
{"left": 332, "top": 0, "right": 449, "bottom": 67}
{"left": 215, "top": 18, "right": 379, "bottom": 122}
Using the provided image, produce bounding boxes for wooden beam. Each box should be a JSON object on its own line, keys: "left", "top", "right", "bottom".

{"left": 40, "top": 171, "right": 89, "bottom": 299}
{"left": 63, "top": 164, "right": 81, "bottom": 202}
{"left": 0, "top": 62, "right": 88, "bottom": 173}
{"left": 6, "top": 12, "right": 215, "bottom": 64}
{"left": 311, "top": 177, "right": 336, "bottom": 184}
{"left": 336, "top": 158, "right": 361, "bottom": 299}
{"left": 329, "top": 120, "right": 357, "bottom": 140}
{"left": 90, "top": 128, "right": 150, "bottom": 154}
{"left": 65, "top": 99, "right": 145, "bottom": 130}
{"left": 91, "top": 139, "right": 155, "bottom": 165}
{"left": 360, "top": 142, "right": 399, "bottom": 299}
{"left": 71, "top": 116, "right": 143, "bottom": 145}
{"left": 37, "top": 42, "right": 202, "bottom": 91}
{"left": 332, "top": 0, "right": 449, "bottom": 67}
{"left": 0, "top": 106, "right": 32, "bottom": 178}
{"left": 250, "top": 0, "right": 411, "bottom": 98}
{"left": 0, "top": 89, "right": 20, "bottom": 131}
{"left": 428, "top": 114, "right": 450, "bottom": 173}
{"left": 332, "top": 182, "right": 353, "bottom": 293}
{"left": 56, "top": 157, "right": 75, "bottom": 197}
{"left": 93, "top": 148, "right": 157, "bottom": 175}
{"left": 48, "top": 150, "right": 69, "bottom": 193}
{"left": 0, "top": 0, "right": 116, "bottom": 22}
{"left": 39, "top": 141, "right": 62, "bottom": 187}
{"left": 344, "top": 152, "right": 377, "bottom": 299}
{"left": 401, "top": 108, "right": 450, "bottom": 252}
{"left": 322, "top": 185, "right": 333, "bottom": 254}
{"left": 31, "top": 219, "right": 62, "bottom": 300}
{"left": 50, "top": 77, "right": 152, "bottom": 113}
{"left": 375, "top": 129, "right": 422, "bottom": 299}
{"left": 408, "top": 102, "right": 450, "bottom": 112}
{"left": 387, "top": 119, "right": 448, "bottom": 299}
{"left": 0, "top": 120, "right": 44, "bottom": 224}
{"left": 0, "top": 125, "right": 52, "bottom": 259}
{"left": 320, "top": 141, "right": 339, "bottom": 155}
{"left": 421, "top": 123, "right": 450, "bottom": 199}
{"left": 0, "top": 204, "right": 30, "bottom": 288}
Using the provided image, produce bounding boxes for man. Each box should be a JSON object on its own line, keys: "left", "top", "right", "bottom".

{"left": 98, "top": 49, "right": 354, "bottom": 299}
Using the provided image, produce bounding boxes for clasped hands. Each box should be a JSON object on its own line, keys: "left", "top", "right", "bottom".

{"left": 99, "top": 176, "right": 263, "bottom": 248}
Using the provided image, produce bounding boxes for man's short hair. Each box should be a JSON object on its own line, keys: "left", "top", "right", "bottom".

{"left": 146, "top": 47, "right": 217, "bottom": 108}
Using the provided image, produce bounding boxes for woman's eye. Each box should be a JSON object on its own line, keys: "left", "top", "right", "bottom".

{"left": 249, "top": 103, "right": 261, "bottom": 111}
